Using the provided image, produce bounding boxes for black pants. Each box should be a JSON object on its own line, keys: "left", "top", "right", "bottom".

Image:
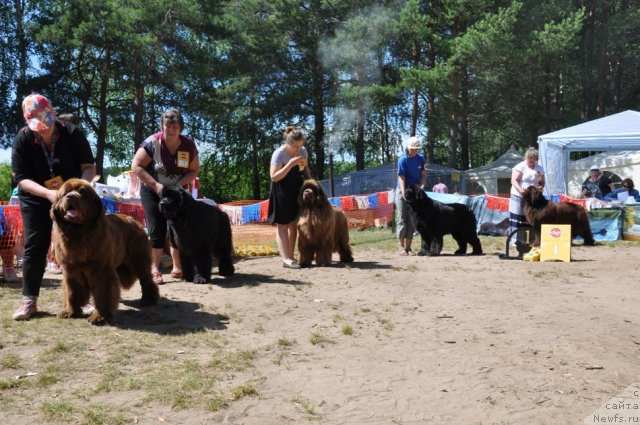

{"left": 19, "top": 200, "right": 52, "bottom": 298}
{"left": 140, "top": 185, "right": 170, "bottom": 249}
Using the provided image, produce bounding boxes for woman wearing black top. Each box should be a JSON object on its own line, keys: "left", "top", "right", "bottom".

{"left": 11, "top": 94, "right": 96, "bottom": 321}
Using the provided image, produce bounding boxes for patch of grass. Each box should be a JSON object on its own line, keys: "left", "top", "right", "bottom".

{"left": 82, "top": 403, "right": 128, "bottom": 425}
{"left": 209, "top": 349, "right": 255, "bottom": 371}
{"left": 377, "top": 316, "right": 394, "bottom": 331}
{"left": 272, "top": 352, "right": 286, "bottom": 366}
{"left": 295, "top": 281, "right": 313, "bottom": 291}
{"left": 277, "top": 337, "right": 293, "bottom": 347}
{"left": 144, "top": 360, "right": 220, "bottom": 409}
{"left": 342, "top": 325, "right": 354, "bottom": 335}
{"left": 94, "top": 367, "right": 142, "bottom": 394}
{"left": 406, "top": 263, "right": 419, "bottom": 272}
{"left": 0, "top": 377, "right": 27, "bottom": 390}
{"left": 309, "top": 331, "right": 335, "bottom": 346}
{"left": 42, "top": 398, "right": 76, "bottom": 422}
{"left": 36, "top": 366, "right": 60, "bottom": 387}
{"left": 349, "top": 228, "right": 396, "bottom": 249}
{"left": 207, "top": 396, "right": 228, "bottom": 412}
{"left": 332, "top": 313, "right": 345, "bottom": 323}
{"left": 231, "top": 383, "right": 257, "bottom": 400}
{"left": 292, "top": 395, "right": 323, "bottom": 419}
{"left": 1, "top": 354, "right": 20, "bottom": 369}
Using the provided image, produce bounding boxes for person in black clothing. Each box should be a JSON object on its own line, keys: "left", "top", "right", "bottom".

{"left": 11, "top": 94, "right": 96, "bottom": 320}
{"left": 581, "top": 165, "right": 614, "bottom": 199}
{"left": 267, "top": 126, "right": 310, "bottom": 269}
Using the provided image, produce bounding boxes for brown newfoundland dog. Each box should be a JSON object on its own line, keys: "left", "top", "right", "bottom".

{"left": 522, "top": 186, "right": 595, "bottom": 246}
{"left": 297, "top": 179, "right": 353, "bottom": 267}
{"left": 51, "top": 179, "right": 159, "bottom": 325}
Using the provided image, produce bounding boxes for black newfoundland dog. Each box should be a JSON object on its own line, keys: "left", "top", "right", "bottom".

{"left": 404, "top": 184, "right": 483, "bottom": 256}
{"left": 522, "top": 186, "right": 595, "bottom": 246}
{"left": 159, "top": 186, "right": 235, "bottom": 283}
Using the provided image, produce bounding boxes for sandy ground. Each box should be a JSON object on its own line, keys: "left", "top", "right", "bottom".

{"left": 4, "top": 242, "right": 640, "bottom": 424}
{"left": 125, "top": 243, "right": 639, "bottom": 424}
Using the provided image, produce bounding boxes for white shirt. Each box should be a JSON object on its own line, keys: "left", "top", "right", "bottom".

{"left": 511, "top": 160, "right": 544, "bottom": 196}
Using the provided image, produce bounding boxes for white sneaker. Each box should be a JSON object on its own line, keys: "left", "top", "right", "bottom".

{"left": 46, "top": 261, "right": 62, "bottom": 274}
{"left": 81, "top": 304, "right": 95, "bottom": 316}
{"left": 12, "top": 298, "right": 37, "bottom": 321}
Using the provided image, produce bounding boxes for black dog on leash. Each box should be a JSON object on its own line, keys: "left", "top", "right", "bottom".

{"left": 403, "top": 185, "right": 483, "bottom": 256}
{"left": 159, "top": 186, "right": 235, "bottom": 283}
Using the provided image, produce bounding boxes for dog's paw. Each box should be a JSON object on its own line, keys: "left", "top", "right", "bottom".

{"left": 218, "top": 263, "right": 235, "bottom": 277}
{"left": 57, "top": 310, "right": 73, "bottom": 319}
{"left": 193, "top": 275, "right": 208, "bottom": 284}
{"left": 140, "top": 295, "right": 158, "bottom": 307}
{"left": 87, "top": 311, "right": 109, "bottom": 326}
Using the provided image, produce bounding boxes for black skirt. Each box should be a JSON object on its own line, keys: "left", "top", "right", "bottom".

{"left": 267, "top": 166, "right": 304, "bottom": 225}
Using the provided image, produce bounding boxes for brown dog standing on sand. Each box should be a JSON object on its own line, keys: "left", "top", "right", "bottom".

{"left": 297, "top": 179, "right": 353, "bottom": 267}
{"left": 522, "top": 186, "right": 595, "bottom": 246}
{"left": 51, "top": 179, "right": 159, "bottom": 325}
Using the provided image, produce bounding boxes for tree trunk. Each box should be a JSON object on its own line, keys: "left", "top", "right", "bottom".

{"left": 94, "top": 49, "right": 111, "bottom": 183}
{"left": 596, "top": 4, "right": 609, "bottom": 117}
{"left": 579, "top": 0, "right": 596, "bottom": 120}
{"left": 14, "top": 0, "right": 28, "bottom": 126}
{"left": 133, "top": 63, "right": 145, "bottom": 151}
{"left": 355, "top": 64, "right": 365, "bottom": 170}
{"left": 250, "top": 124, "right": 260, "bottom": 199}
{"left": 425, "top": 47, "right": 436, "bottom": 164}
{"left": 459, "top": 67, "right": 469, "bottom": 170}
{"left": 311, "top": 59, "right": 325, "bottom": 180}
{"left": 448, "top": 70, "right": 459, "bottom": 169}
{"left": 410, "top": 41, "right": 420, "bottom": 136}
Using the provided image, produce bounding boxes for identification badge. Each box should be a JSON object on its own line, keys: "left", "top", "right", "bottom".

{"left": 44, "top": 176, "right": 63, "bottom": 190}
{"left": 177, "top": 151, "right": 189, "bottom": 168}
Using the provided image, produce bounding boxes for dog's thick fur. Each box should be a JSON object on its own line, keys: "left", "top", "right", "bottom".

{"left": 51, "top": 179, "right": 159, "bottom": 325}
{"left": 522, "top": 186, "right": 595, "bottom": 246}
{"left": 404, "top": 184, "right": 483, "bottom": 256}
{"left": 297, "top": 179, "right": 353, "bottom": 267}
{"left": 159, "top": 186, "right": 235, "bottom": 283}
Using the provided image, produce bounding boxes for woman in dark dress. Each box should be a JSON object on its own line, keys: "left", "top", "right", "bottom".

{"left": 267, "top": 126, "right": 310, "bottom": 269}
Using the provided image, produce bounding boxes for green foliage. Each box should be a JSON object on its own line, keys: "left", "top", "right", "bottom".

{"left": 0, "top": 0, "right": 638, "bottom": 193}
{"left": 0, "top": 163, "right": 13, "bottom": 200}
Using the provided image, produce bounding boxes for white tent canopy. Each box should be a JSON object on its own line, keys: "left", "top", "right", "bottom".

{"left": 568, "top": 150, "right": 640, "bottom": 196}
{"left": 462, "top": 145, "right": 522, "bottom": 195}
{"left": 538, "top": 110, "right": 640, "bottom": 195}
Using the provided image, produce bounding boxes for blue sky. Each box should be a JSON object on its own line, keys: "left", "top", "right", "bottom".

{"left": 0, "top": 149, "right": 11, "bottom": 164}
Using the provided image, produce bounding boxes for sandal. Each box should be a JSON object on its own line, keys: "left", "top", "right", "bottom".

{"left": 152, "top": 271, "right": 164, "bottom": 285}
{"left": 170, "top": 270, "right": 183, "bottom": 279}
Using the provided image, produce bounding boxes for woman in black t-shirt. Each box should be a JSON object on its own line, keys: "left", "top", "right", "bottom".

{"left": 11, "top": 94, "right": 96, "bottom": 321}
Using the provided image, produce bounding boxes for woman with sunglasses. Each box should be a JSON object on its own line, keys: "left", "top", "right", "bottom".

{"left": 603, "top": 178, "right": 640, "bottom": 202}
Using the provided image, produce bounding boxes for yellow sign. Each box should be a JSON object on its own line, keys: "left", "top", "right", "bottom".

{"left": 540, "top": 224, "right": 571, "bottom": 262}
{"left": 177, "top": 151, "right": 190, "bottom": 168}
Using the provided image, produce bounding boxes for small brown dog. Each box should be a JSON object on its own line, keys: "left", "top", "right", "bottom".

{"left": 51, "top": 179, "right": 159, "bottom": 325}
{"left": 297, "top": 179, "right": 353, "bottom": 267}
{"left": 522, "top": 186, "right": 595, "bottom": 246}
